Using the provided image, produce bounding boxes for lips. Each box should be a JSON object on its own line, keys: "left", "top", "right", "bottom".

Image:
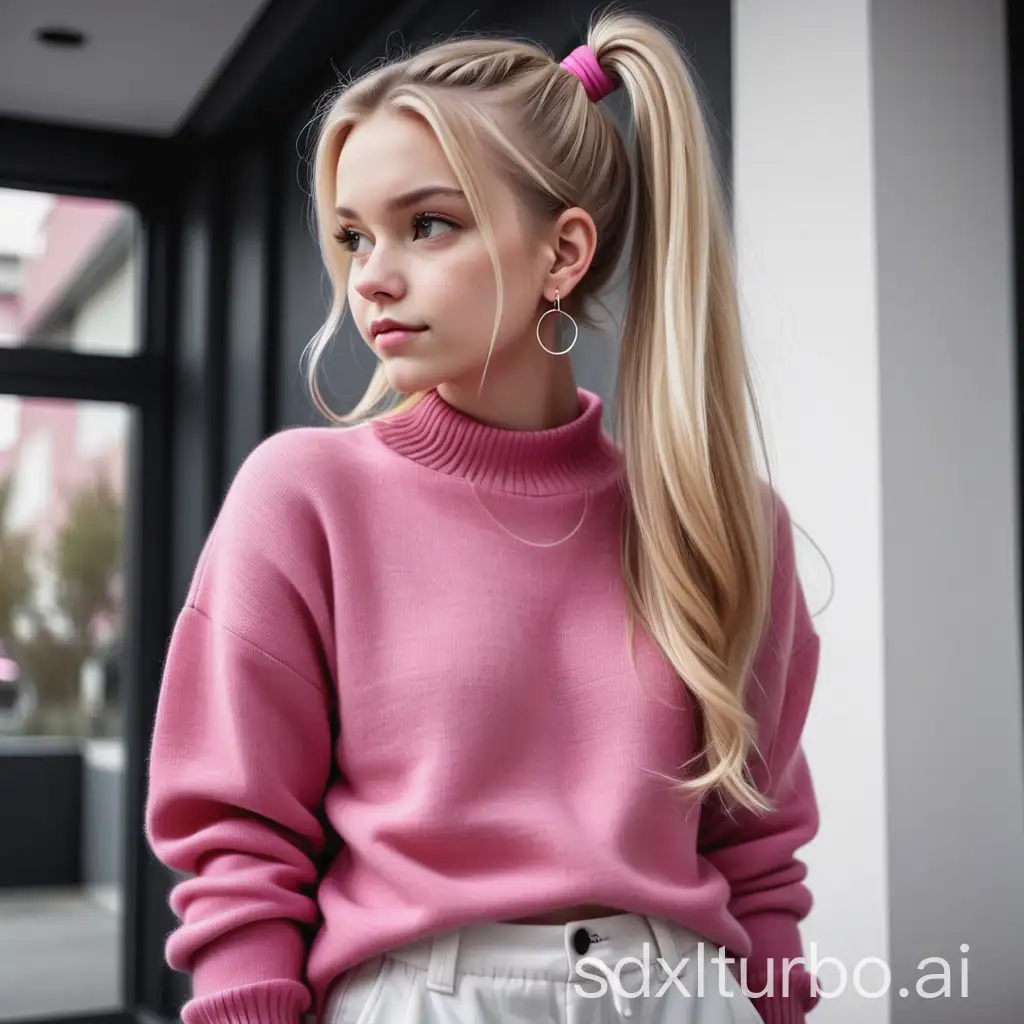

{"left": 373, "top": 325, "right": 426, "bottom": 350}
{"left": 370, "top": 318, "right": 425, "bottom": 338}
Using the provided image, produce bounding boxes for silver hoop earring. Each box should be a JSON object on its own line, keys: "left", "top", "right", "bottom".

{"left": 536, "top": 290, "right": 579, "bottom": 356}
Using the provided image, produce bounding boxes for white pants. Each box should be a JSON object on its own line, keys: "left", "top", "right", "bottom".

{"left": 322, "top": 912, "right": 764, "bottom": 1023}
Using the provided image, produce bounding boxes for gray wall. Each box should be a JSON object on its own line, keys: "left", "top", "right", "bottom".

{"left": 873, "top": 1, "right": 1024, "bottom": 1021}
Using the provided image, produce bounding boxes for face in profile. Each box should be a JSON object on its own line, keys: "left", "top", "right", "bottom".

{"left": 334, "top": 109, "right": 553, "bottom": 396}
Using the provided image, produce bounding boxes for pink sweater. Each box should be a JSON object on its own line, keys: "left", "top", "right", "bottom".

{"left": 145, "top": 386, "right": 821, "bottom": 1024}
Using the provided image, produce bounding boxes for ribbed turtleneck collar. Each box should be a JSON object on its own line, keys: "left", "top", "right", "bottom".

{"left": 370, "top": 387, "right": 623, "bottom": 496}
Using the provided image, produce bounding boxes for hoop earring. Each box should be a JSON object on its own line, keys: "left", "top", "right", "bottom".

{"left": 536, "top": 290, "right": 579, "bottom": 356}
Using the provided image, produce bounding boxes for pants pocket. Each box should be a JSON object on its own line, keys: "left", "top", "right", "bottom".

{"left": 325, "top": 956, "right": 392, "bottom": 1024}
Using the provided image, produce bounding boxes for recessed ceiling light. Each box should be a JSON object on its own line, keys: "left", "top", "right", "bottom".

{"left": 35, "top": 27, "right": 88, "bottom": 49}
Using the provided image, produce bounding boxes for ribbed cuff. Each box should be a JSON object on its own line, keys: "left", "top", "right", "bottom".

{"left": 180, "top": 980, "right": 310, "bottom": 1024}
{"left": 173, "top": 919, "right": 312, "bottom": 1024}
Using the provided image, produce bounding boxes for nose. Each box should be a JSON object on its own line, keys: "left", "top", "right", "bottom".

{"left": 351, "top": 245, "right": 406, "bottom": 304}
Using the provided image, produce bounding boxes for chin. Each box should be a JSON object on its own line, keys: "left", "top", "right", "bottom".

{"left": 381, "top": 353, "right": 492, "bottom": 397}
{"left": 380, "top": 360, "right": 444, "bottom": 396}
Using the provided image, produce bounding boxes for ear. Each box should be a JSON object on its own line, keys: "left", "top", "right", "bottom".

{"left": 540, "top": 207, "right": 597, "bottom": 304}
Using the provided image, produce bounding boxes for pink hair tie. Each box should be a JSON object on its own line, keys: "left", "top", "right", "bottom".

{"left": 560, "top": 44, "right": 616, "bottom": 103}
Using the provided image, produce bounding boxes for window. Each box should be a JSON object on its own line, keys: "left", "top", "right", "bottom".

{"left": 0, "top": 188, "right": 140, "bottom": 354}
{"left": 0, "top": 187, "right": 141, "bottom": 1023}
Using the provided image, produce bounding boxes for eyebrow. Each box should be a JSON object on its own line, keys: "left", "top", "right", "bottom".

{"left": 335, "top": 186, "right": 467, "bottom": 220}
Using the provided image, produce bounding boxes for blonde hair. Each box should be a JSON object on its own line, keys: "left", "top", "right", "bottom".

{"left": 305, "top": 9, "right": 790, "bottom": 813}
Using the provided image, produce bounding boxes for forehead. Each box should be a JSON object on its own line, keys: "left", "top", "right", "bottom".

{"left": 335, "top": 110, "right": 457, "bottom": 201}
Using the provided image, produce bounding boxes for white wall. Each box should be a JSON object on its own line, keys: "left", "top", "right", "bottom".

{"left": 733, "top": 1, "right": 1024, "bottom": 1021}
{"left": 732, "top": 3, "right": 888, "bottom": 1021}
{"left": 72, "top": 252, "right": 136, "bottom": 357}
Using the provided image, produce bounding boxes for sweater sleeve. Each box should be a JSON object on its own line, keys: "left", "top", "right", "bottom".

{"left": 145, "top": 433, "right": 337, "bottom": 1024}
{"left": 697, "top": 492, "right": 822, "bottom": 1024}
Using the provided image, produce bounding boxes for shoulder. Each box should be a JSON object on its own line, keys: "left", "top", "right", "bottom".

{"left": 230, "top": 424, "right": 371, "bottom": 493}
{"left": 187, "top": 425, "right": 374, "bottom": 604}
{"left": 215, "top": 423, "right": 380, "bottom": 528}
{"left": 183, "top": 426, "right": 374, "bottom": 686}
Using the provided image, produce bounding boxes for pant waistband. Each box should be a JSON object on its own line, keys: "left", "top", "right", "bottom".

{"left": 385, "top": 913, "right": 703, "bottom": 995}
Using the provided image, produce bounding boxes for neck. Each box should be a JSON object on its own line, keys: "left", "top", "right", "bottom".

{"left": 370, "top": 382, "right": 622, "bottom": 496}
{"left": 435, "top": 339, "right": 580, "bottom": 432}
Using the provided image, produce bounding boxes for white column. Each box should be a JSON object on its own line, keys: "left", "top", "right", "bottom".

{"left": 733, "top": 3, "right": 887, "bottom": 1021}
{"left": 733, "top": 1, "right": 1024, "bottom": 1021}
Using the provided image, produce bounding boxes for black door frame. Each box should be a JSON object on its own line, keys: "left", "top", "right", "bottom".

{"left": 0, "top": 112, "right": 178, "bottom": 1024}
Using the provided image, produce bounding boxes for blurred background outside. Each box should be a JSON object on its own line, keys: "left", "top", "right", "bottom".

{"left": 0, "top": 189, "right": 132, "bottom": 743}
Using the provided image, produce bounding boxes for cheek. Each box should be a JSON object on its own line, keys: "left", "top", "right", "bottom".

{"left": 423, "top": 246, "right": 498, "bottom": 327}
{"left": 442, "top": 236, "right": 537, "bottom": 328}
{"left": 443, "top": 240, "right": 496, "bottom": 289}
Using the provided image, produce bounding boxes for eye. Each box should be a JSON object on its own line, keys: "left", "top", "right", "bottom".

{"left": 413, "top": 215, "right": 456, "bottom": 241}
{"left": 334, "top": 228, "right": 370, "bottom": 254}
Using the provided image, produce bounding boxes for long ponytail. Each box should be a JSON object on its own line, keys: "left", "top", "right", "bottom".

{"left": 590, "top": 13, "right": 778, "bottom": 812}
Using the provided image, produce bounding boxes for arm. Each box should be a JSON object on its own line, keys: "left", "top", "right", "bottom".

{"left": 145, "top": 433, "right": 336, "bottom": 1024}
{"left": 697, "top": 494, "right": 822, "bottom": 1023}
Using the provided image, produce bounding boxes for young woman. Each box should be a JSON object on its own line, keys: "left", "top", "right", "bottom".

{"left": 146, "top": 9, "right": 823, "bottom": 1024}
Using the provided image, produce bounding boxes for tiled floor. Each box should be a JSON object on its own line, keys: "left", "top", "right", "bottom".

{"left": 0, "top": 889, "right": 120, "bottom": 1021}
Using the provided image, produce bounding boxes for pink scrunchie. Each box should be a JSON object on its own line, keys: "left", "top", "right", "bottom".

{"left": 560, "top": 44, "right": 616, "bottom": 103}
